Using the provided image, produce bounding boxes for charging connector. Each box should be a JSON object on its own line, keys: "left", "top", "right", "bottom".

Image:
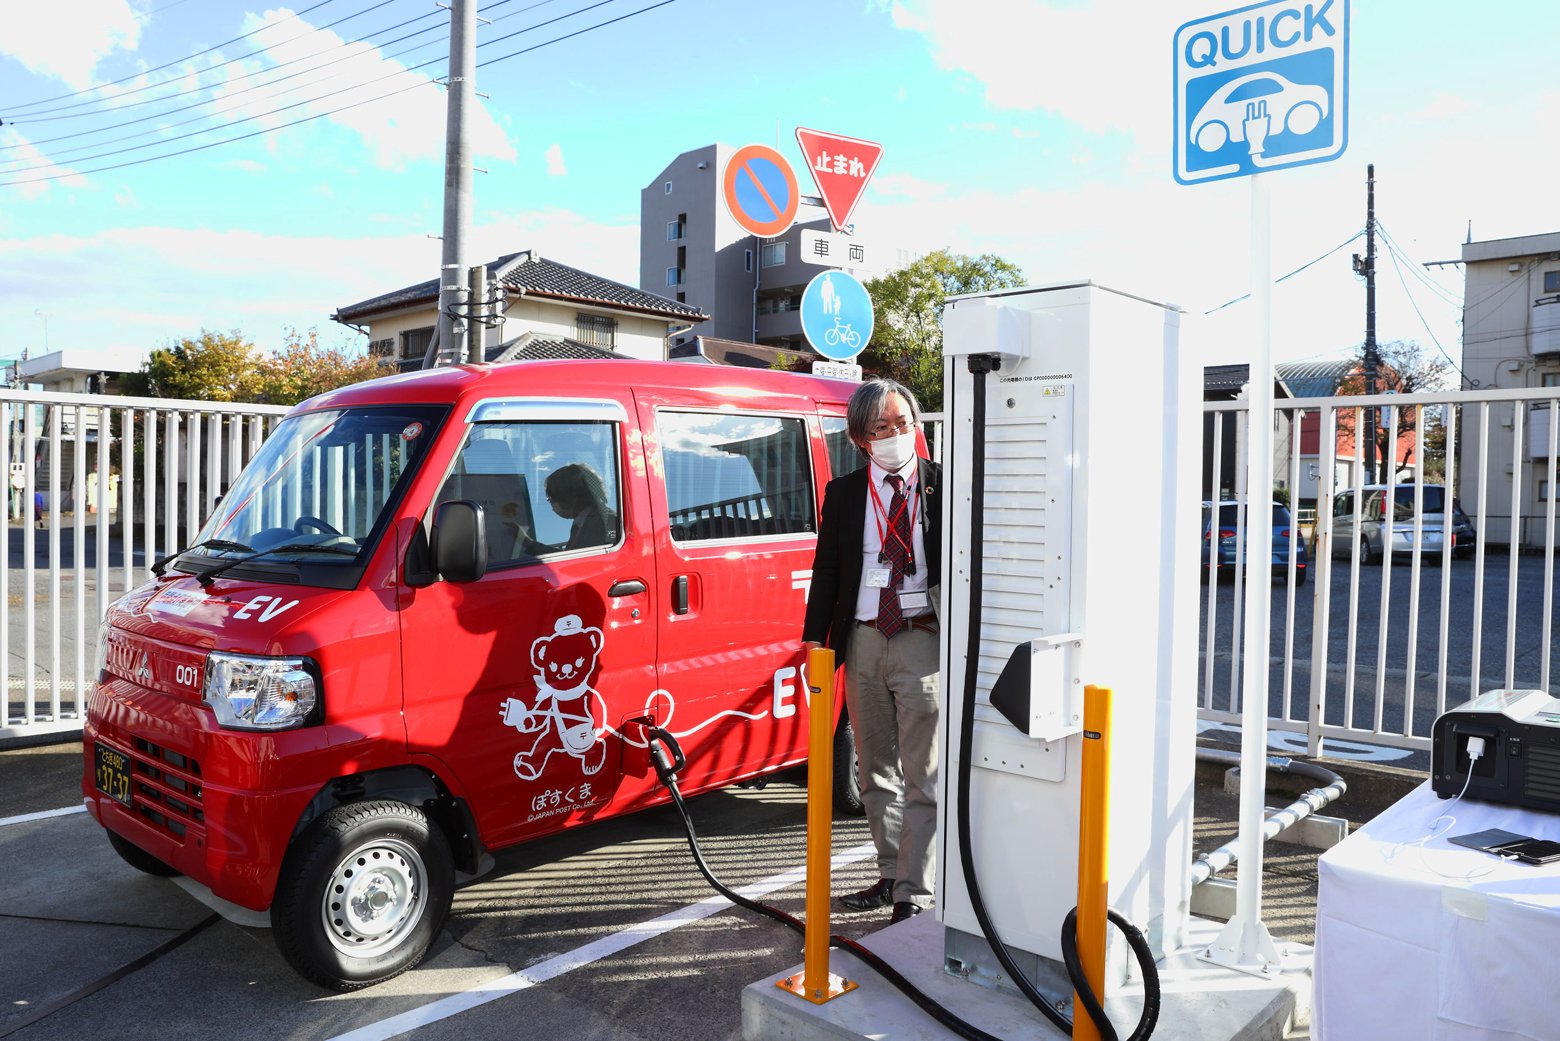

{"left": 1466, "top": 736, "right": 1487, "bottom": 762}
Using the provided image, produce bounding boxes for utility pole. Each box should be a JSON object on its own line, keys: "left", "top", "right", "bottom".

{"left": 435, "top": 0, "right": 477, "bottom": 368}
{"left": 467, "top": 263, "right": 487, "bottom": 364}
{"left": 1353, "top": 163, "right": 1378, "bottom": 484}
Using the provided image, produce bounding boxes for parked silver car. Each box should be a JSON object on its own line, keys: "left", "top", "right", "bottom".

{"left": 1329, "top": 484, "right": 1476, "bottom": 564}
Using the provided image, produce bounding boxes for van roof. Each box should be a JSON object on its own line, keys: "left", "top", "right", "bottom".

{"left": 297, "top": 359, "right": 864, "bottom": 413}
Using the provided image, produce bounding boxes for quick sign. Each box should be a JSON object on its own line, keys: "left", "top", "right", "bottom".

{"left": 1173, "top": 0, "right": 1348, "bottom": 184}
{"left": 800, "top": 270, "right": 874, "bottom": 362}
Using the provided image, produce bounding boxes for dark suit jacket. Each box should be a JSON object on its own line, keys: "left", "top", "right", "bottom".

{"left": 802, "top": 457, "right": 942, "bottom": 659}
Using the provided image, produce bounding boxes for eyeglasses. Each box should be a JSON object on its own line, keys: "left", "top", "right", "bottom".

{"left": 868, "top": 419, "right": 915, "bottom": 440}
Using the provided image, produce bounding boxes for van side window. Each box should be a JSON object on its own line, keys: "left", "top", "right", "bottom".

{"left": 435, "top": 420, "right": 621, "bottom": 565}
{"left": 822, "top": 416, "right": 867, "bottom": 479}
{"left": 1334, "top": 492, "right": 1352, "bottom": 517}
{"left": 659, "top": 411, "right": 814, "bottom": 542}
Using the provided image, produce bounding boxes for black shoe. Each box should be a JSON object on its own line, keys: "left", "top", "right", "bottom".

{"left": 840, "top": 878, "right": 895, "bottom": 912}
{"left": 889, "top": 902, "right": 923, "bottom": 924}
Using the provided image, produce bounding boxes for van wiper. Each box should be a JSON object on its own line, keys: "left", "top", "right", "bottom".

{"left": 152, "top": 539, "right": 255, "bottom": 577}
{"left": 195, "top": 542, "right": 359, "bottom": 586}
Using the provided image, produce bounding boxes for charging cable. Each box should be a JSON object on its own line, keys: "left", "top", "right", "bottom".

{"left": 1386, "top": 735, "right": 1494, "bottom": 881}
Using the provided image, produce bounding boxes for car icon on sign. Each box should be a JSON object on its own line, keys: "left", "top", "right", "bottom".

{"left": 1191, "top": 72, "right": 1329, "bottom": 153}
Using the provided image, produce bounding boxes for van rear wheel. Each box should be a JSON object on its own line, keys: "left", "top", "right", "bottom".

{"left": 271, "top": 800, "right": 454, "bottom": 991}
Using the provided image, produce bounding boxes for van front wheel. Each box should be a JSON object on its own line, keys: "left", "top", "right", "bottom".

{"left": 833, "top": 717, "right": 865, "bottom": 817}
{"left": 271, "top": 800, "right": 454, "bottom": 991}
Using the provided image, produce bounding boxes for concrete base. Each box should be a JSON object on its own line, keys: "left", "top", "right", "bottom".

{"left": 743, "top": 913, "right": 1310, "bottom": 1041}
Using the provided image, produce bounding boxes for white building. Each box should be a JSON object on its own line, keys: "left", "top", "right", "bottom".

{"left": 1459, "top": 230, "right": 1560, "bottom": 548}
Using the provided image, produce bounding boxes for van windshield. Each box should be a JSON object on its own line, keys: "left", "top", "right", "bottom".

{"left": 179, "top": 405, "right": 445, "bottom": 580}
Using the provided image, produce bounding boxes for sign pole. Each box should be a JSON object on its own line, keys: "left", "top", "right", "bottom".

{"left": 1206, "top": 173, "right": 1283, "bottom": 974}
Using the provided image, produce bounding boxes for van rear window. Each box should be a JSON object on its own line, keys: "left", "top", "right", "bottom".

{"left": 659, "top": 411, "right": 815, "bottom": 542}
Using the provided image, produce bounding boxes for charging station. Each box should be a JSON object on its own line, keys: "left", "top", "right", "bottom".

{"left": 939, "top": 281, "right": 1200, "bottom": 997}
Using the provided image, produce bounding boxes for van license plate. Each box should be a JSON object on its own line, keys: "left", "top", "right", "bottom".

{"left": 94, "top": 744, "right": 133, "bottom": 808}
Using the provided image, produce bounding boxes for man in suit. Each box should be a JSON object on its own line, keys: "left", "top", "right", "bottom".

{"left": 802, "top": 377, "right": 942, "bottom": 924}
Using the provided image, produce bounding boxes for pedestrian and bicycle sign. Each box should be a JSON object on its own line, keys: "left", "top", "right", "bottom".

{"left": 800, "top": 270, "right": 873, "bottom": 361}
{"left": 722, "top": 144, "right": 799, "bottom": 238}
{"left": 1173, "top": 0, "right": 1349, "bottom": 184}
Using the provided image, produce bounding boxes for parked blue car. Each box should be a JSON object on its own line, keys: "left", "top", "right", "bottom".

{"left": 1201, "top": 500, "right": 1309, "bottom": 585}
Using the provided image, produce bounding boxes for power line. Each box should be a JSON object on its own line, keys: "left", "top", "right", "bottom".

{"left": 1203, "top": 229, "right": 1365, "bottom": 315}
{"left": 0, "top": 0, "right": 679, "bottom": 187}
{"left": 0, "top": 0, "right": 602, "bottom": 176}
{"left": 4, "top": 0, "right": 410, "bottom": 122}
{"left": 1375, "top": 223, "right": 1462, "bottom": 307}
{"left": 1, "top": 19, "right": 451, "bottom": 161}
{"left": 2, "top": 0, "right": 345, "bottom": 113}
{"left": 1383, "top": 235, "right": 1474, "bottom": 386}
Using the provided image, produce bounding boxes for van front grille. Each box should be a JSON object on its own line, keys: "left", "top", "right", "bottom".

{"left": 128, "top": 738, "right": 205, "bottom": 838}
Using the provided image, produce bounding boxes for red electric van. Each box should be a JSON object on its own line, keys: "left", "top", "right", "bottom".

{"left": 83, "top": 359, "right": 870, "bottom": 990}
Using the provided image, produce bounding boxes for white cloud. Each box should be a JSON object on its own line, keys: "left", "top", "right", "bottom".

{"left": 0, "top": 128, "right": 89, "bottom": 198}
{"left": 881, "top": 0, "right": 1204, "bottom": 138}
{"left": 0, "top": 0, "right": 141, "bottom": 89}
{"left": 0, "top": 208, "right": 641, "bottom": 357}
{"left": 215, "top": 10, "right": 517, "bottom": 169}
{"left": 545, "top": 143, "right": 567, "bottom": 177}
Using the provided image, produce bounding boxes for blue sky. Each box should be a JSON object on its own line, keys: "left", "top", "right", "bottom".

{"left": 1, "top": 0, "right": 1555, "bottom": 376}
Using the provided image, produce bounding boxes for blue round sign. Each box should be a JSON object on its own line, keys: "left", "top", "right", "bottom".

{"left": 801, "top": 270, "right": 874, "bottom": 361}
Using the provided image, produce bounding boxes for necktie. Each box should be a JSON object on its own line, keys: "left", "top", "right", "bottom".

{"left": 876, "top": 474, "right": 913, "bottom": 637}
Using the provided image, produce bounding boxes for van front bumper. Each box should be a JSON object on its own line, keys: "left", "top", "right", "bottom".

{"left": 83, "top": 676, "right": 327, "bottom": 912}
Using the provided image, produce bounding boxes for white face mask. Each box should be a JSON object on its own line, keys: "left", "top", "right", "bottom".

{"left": 868, "top": 431, "right": 916, "bottom": 474}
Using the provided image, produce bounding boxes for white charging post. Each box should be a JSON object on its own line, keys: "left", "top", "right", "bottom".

{"left": 938, "top": 282, "right": 1199, "bottom": 997}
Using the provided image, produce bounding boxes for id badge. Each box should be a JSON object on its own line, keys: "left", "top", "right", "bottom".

{"left": 898, "top": 591, "right": 929, "bottom": 612}
{"left": 864, "top": 567, "right": 892, "bottom": 589}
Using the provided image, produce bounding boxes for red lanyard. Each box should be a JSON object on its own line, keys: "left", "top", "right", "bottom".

{"left": 867, "top": 470, "right": 917, "bottom": 558}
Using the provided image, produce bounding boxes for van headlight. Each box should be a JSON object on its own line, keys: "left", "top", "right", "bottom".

{"left": 203, "top": 652, "right": 320, "bottom": 730}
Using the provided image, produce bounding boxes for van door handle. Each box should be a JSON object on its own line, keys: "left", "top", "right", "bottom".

{"left": 608, "top": 579, "right": 646, "bottom": 597}
{"left": 673, "top": 575, "right": 689, "bottom": 615}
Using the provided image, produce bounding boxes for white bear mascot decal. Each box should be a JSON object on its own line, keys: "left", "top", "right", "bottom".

{"left": 500, "top": 614, "right": 608, "bottom": 780}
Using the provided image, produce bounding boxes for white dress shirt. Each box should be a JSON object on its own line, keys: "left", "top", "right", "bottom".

{"left": 854, "top": 459, "right": 930, "bottom": 622}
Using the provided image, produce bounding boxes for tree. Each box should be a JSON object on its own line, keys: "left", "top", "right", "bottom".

{"left": 1335, "top": 339, "right": 1452, "bottom": 482}
{"left": 254, "top": 328, "right": 391, "bottom": 406}
{"left": 122, "top": 329, "right": 263, "bottom": 401}
{"left": 122, "top": 328, "right": 389, "bottom": 405}
{"left": 864, "top": 250, "right": 1026, "bottom": 411}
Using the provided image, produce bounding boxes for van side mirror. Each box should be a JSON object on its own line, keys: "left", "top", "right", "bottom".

{"left": 431, "top": 500, "right": 487, "bottom": 583}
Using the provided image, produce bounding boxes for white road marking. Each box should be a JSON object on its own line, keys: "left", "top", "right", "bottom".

{"left": 326, "top": 841, "right": 877, "bottom": 1041}
{"left": 0, "top": 804, "right": 86, "bottom": 827}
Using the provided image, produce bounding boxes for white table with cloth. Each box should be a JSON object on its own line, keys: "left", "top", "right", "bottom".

{"left": 1314, "top": 781, "right": 1560, "bottom": 1041}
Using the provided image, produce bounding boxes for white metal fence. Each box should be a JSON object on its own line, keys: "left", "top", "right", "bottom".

{"left": 1200, "top": 386, "right": 1560, "bottom": 758}
{"left": 0, "top": 389, "right": 289, "bottom": 743}
{"left": 7, "top": 387, "right": 1551, "bottom": 758}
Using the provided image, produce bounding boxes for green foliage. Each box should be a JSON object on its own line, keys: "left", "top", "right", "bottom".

{"left": 121, "top": 329, "right": 262, "bottom": 401}
{"left": 122, "top": 328, "right": 389, "bottom": 405}
{"left": 864, "top": 250, "right": 1025, "bottom": 411}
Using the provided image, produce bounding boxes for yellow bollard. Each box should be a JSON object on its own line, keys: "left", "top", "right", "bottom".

{"left": 777, "top": 647, "right": 858, "bottom": 1004}
{"left": 1073, "top": 684, "right": 1112, "bottom": 1041}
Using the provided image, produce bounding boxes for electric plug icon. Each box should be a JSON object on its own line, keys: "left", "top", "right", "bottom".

{"left": 1243, "top": 100, "right": 1271, "bottom": 157}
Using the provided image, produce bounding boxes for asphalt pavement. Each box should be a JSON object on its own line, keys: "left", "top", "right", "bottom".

{"left": 0, "top": 737, "right": 1403, "bottom": 1041}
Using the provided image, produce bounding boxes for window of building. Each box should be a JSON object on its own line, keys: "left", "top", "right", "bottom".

{"left": 1541, "top": 372, "right": 1560, "bottom": 387}
{"left": 744, "top": 249, "right": 754, "bottom": 273}
{"left": 761, "top": 242, "right": 787, "bottom": 267}
{"left": 434, "top": 420, "right": 621, "bottom": 565}
{"left": 575, "top": 313, "right": 617, "bottom": 348}
{"left": 658, "top": 411, "right": 814, "bottom": 542}
{"left": 1545, "top": 271, "right": 1560, "bottom": 293}
{"left": 667, "top": 219, "right": 684, "bottom": 241}
{"left": 664, "top": 180, "right": 673, "bottom": 195}
{"left": 666, "top": 267, "right": 684, "bottom": 287}
{"left": 400, "top": 326, "right": 434, "bottom": 361}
